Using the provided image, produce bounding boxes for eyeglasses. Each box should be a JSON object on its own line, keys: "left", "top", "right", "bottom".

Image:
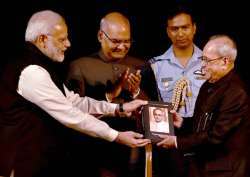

{"left": 198, "top": 56, "right": 224, "bottom": 64}
{"left": 101, "top": 30, "right": 132, "bottom": 45}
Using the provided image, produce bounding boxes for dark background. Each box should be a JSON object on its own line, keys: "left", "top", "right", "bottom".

{"left": 1, "top": 0, "right": 249, "bottom": 88}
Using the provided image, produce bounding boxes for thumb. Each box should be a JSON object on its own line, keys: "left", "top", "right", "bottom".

{"left": 125, "top": 112, "right": 132, "bottom": 117}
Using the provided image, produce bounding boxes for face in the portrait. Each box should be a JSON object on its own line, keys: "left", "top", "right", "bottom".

{"left": 152, "top": 108, "right": 166, "bottom": 123}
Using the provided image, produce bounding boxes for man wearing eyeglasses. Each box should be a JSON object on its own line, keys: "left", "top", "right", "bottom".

{"left": 66, "top": 12, "right": 146, "bottom": 177}
{"left": 157, "top": 34, "right": 250, "bottom": 177}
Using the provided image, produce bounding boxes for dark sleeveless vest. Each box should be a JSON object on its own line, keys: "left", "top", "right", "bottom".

{"left": 0, "top": 43, "right": 69, "bottom": 177}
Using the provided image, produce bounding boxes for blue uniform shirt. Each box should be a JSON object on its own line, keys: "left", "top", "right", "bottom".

{"left": 150, "top": 45, "right": 205, "bottom": 117}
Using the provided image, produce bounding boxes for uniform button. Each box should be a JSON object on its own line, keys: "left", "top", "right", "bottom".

{"left": 113, "top": 66, "right": 119, "bottom": 71}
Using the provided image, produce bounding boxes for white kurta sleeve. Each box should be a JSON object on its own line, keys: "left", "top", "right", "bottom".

{"left": 17, "top": 65, "right": 118, "bottom": 142}
{"left": 64, "top": 85, "right": 117, "bottom": 115}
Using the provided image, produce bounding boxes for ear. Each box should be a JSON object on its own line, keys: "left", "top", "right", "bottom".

{"left": 166, "top": 26, "right": 170, "bottom": 37}
{"left": 97, "top": 30, "right": 103, "bottom": 42}
{"left": 223, "top": 57, "right": 230, "bottom": 65}
{"left": 193, "top": 23, "right": 197, "bottom": 35}
{"left": 37, "top": 34, "right": 48, "bottom": 48}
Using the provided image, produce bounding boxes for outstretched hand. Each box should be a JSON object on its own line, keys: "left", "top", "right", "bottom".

{"left": 157, "top": 134, "right": 177, "bottom": 149}
{"left": 115, "top": 131, "right": 151, "bottom": 148}
{"left": 121, "top": 99, "right": 148, "bottom": 117}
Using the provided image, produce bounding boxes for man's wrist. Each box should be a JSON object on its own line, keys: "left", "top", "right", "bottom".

{"left": 114, "top": 103, "right": 125, "bottom": 117}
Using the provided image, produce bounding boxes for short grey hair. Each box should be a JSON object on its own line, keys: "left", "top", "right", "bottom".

{"left": 25, "top": 10, "right": 63, "bottom": 42}
{"left": 209, "top": 34, "right": 237, "bottom": 61}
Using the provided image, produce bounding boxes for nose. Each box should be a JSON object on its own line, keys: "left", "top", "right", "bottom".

{"left": 65, "top": 38, "right": 71, "bottom": 48}
{"left": 202, "top": 61, "right": 208, "bottom": 67}
{"left": 117, "top": 42, "right": 130, "bottom": 51}
{"left": 177, "top": 28, "right": 184, "bottom": 36}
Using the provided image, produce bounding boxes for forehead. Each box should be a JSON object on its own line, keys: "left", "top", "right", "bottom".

{"left": 51, "top": 21, "right": 68, "bottom": 37}
{"left": 203, "top": 41, "right": 219, "bottom": 58}
{"left": 168, "top": 13, "right": 193, "bottom": 27}
{"left": 106, "top": 23, "right": 130, "bottom": 37}
{"left": 155, "top": 109, "right": 163, "bottom": 113}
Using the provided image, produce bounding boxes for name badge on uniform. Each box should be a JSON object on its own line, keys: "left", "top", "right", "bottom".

{"left": 161, "top": 77, "right": 173, "bottom": 90}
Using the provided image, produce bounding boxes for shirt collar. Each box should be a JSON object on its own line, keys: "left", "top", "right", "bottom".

{"left": 157, "top": 44, "right": 202, "bottom": 62}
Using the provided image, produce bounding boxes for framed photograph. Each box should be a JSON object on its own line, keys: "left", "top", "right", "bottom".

{"left": 142, "top": 101, "right": 174, "bottom": 143}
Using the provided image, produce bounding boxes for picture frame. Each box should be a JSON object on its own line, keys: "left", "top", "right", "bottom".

{"left": 142, "top": 101, "right": 175, "bottom": 143}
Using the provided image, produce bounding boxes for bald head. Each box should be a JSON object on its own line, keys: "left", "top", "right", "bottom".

{"left": 98, "top": 12, "right": 131, "bottom": 61}
{"left": 100, "top": 12, "right": 130, "bottom": 34}
{"left": 25, "top": 10, "right": 65, "bottom": 42}
{"left": 201, "top": 35, "right": 237, "bottom": 83}
{"left": 204, "top": 35, "right": 237, "bottom": 61}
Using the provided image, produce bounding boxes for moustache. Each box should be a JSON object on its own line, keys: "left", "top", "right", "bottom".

{"left": 111, "top": 46, "right": 129, "bottom": 52}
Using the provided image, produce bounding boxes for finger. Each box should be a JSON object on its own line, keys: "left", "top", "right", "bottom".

{"left": 135, "top": 70, "right": 141, "bottom": 76}
{"left": 133, "top": 132, "right": 143, "bottom": 138}
{"left": 157, "top": 134, "right": 168, "bottom": 139}
{"left": 138, "top": 106, "right": 144, "bottom": 114}
{"left": 127, "top": 77, "right": 136, "bottom": 86}
{"left": 129, "top": 73, "right": 141, "bottom": 82}
{"left": 135, "top": 139, "right": 151, "bottom": 146}
{"left": 125, "top": 112, "right": 132, "bottom": 117}
{"left": 124, "top": 68, "right": 130, "bottom": 78}
{"left": 130, "top": 77, "right": 140, "bottom": 88}
{"left": 170, "top": 110, "right": 176, "bottom": 114}
{"left": 137, "top": 141, "right": 150, "bottom": 147}
{"left": 157, "top": 140, "right": 166, "bottom": 146}
{"left": 121, "top": 68, "right": 130, "bottom": 79}
{"left": 157, "top": 137, "right": 169, "bottom": 146}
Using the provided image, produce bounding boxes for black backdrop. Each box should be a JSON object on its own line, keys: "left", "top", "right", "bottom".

{"left": 1, "top": 0, "right": 249, "bottom": 88}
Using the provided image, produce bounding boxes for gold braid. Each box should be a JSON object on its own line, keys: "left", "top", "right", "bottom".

{"left": 171, "top": 77, "right": 192, "bottom": 111}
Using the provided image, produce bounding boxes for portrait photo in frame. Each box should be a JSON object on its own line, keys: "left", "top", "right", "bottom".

{"left": 142, "top": 101, "right": 174, "bottom": 143}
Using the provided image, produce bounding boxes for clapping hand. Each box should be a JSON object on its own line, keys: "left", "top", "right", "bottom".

{"left": 126, "top": 70, "right": 141, "bottom": 97}
{"left": 106, "top": 68, "right": 129, "bottom": 102}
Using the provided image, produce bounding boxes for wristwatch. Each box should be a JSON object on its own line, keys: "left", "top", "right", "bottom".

{"left": 119, "top": 103, "right": 124, "bottom": 112}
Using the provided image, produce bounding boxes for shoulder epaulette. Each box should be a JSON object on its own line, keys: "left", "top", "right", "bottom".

{"left": 148, "top": 58, "right": 165, "bottom": 64}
